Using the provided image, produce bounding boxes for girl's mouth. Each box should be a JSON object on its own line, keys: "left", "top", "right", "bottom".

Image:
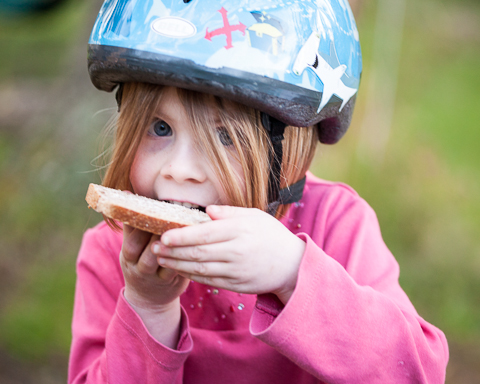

{"left": 165, "top": 200, "right": 206, "bottom": 213}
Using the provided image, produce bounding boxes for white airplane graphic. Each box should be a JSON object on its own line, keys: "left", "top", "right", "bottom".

{"left": 293, "top": 31, "right": 357, "bottom": 113}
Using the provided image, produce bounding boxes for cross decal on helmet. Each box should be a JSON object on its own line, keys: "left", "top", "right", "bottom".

{"left": 205, "top": 7, "right": 246, "bottom": 49}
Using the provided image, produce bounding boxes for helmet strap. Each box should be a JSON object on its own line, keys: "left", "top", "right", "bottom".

{"left": 261, "top": 113, "right": 305, "bottom": 216}
{"left": 115, "top": 84, "right": 124, "bottom": 111}
{"left": 267, "top": 176, "right": 306, "bottom": 216}
{"left": 261, "top": 113, "right": 307, "bottom": 216}
{"left": 261, "top": 113, "right": 285, "bottom": 205}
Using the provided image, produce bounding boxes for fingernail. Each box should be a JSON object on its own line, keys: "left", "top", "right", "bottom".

{"left": 209, "top": 205, "right": 220, "bottom": 214}
{"left": 158, "top": 257, "right": 166, "bottom": 265}
{"left": 162, "top": 235, "right": 170, "bottom": 246}
{"left": 152, "top": 243, "right": 160, "bottom": 254}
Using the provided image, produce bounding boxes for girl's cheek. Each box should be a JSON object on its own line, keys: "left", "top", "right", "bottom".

{"left": 132, "top": 137, "right": 170, "bottom": 177}
{"left": 230, "top": 156, "right": 247, "bottom": 196}
{"left": 130, "top": 145, "right": 157, "bottom": 196}
{"left": 142, "top": 135, "right": 171, "bottom": 152}
{"left": 129, "top": 161, "right": 145, "bottom": 195}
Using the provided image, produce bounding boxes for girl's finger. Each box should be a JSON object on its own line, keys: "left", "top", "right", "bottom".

{"left": 183, "top": 274, "right": 230, "bottom": 290}
{"left": 206, "top": 204, "right": 257, "bottom": 220}
{"left": 159, "top": 219, "right": 238, "bottom": 247}
{"left": 157, "top": 266, "right": 179, "bottom": 281}
{"left": 153, "top": 240, "right": 236, "bottom": 263}
{"left": 135, "top": 235, "right": 161, "bottom": 275}
{"left": 158, "top": 205, "right": 261, "bottom": 248}
{"left": 122, "top": 227, "right": 152, "bottom": 263}
{"left": 157, "top": 257, "right": 230, "bottom": 279}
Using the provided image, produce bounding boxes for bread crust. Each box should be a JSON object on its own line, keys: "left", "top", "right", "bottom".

{"left": 85, "top": 183, "right": 101, "bottom": 211}
{"left": 99, "top": 204, "right": 187, "bottom": 235}
{"left": 85, "top": 183, "right": 209, "bottom": 235}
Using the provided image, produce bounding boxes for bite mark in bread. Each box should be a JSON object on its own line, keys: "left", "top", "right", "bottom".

{"left": 86, "top": 183, "right": 211, "bottom": 235}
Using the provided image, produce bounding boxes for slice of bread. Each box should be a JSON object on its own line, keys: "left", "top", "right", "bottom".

{"left": 86, "top": 183, "right": 211, "bottom": 235}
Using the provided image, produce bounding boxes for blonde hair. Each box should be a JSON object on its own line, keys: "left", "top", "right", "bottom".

{"left": 101, "top": 83, "right": 318, "bottom": 225}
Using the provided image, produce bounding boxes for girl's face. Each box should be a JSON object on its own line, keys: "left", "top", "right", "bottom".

{"left": 130, "top": 87, "right": 244, "bottom": 210}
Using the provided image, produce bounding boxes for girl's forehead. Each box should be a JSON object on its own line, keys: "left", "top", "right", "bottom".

{"left": 155, "top": 87, "right": 183, "bottom": 111}
{"left": 156, "top": 86, "right": 221, "bottom": 120}
{"left": 151, "top": 86, "right": 222, "bottom": 128}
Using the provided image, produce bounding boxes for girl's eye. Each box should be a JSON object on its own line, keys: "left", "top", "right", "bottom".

{"left": 217, "top": 127, "right": 233, "bottom": 146}
{"left": 151, "top": 119, "right": 172, "bottom": 137}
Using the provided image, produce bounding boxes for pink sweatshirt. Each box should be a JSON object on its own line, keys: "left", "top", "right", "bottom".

{"left": 69, "top": 173, "right": 448, "bottom": 383}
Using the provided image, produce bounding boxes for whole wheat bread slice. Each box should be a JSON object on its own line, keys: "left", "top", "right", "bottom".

{"left": 86, "top": 183, "right": 211, "bottom": 235}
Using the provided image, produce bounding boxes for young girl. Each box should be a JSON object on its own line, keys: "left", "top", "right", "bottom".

{"left": 69, "top": 1, "right": 448, "bottom": 383}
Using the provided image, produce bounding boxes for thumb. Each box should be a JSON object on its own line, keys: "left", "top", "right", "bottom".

{"left": 206, "top": 204, "right": 253, "bottom": 220}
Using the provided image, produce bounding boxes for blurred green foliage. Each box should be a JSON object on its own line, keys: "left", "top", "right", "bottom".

{"left": 0, "top": 0, "right": 89, "bottom": 78}
{"left": 0, "top": 259, "right": 75, "bottom": 360}
{"left": 0, "top": 0, "right": 479, "bottom": 381}
{"left": 0, "top": 0, "right": 104, "bottom": 365}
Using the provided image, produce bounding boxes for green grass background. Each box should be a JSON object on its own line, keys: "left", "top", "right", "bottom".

{"left": 0, "top": 0, "right": 479, "bottom": 381}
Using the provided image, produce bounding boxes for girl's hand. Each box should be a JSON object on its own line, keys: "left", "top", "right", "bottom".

{"left": 151, "top": 205, "right": 306, "bottom": 304}
{"left": 120, "top": 224, "right": 190, "bottom": 348}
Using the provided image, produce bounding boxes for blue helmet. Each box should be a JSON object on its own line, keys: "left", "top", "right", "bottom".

{"left": 88, "top": 0, "right": 362, "bottom": 144}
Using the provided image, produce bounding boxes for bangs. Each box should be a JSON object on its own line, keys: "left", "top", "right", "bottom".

{"left": 176, "top": 88, "right": 270, "bottom": 210}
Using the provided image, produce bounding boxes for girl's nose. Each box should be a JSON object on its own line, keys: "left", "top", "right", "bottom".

{"left": 160, "top": 143, "right": 207, "bottom": 184}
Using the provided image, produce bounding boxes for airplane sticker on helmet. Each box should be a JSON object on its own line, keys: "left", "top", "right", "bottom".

{"left": 293, "top": 12, "right": 357, "bottom": 113}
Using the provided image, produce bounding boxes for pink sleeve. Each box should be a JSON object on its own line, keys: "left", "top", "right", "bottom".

{"left": 68, "top": 226, "right": 193, "bottom": 383}
{"left": 251, "top": 195, "right": 448, "bottom": 383}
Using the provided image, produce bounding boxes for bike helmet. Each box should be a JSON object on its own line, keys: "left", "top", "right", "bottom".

{"left": 88, "top": 0, "right": 362, "bottom": 213}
